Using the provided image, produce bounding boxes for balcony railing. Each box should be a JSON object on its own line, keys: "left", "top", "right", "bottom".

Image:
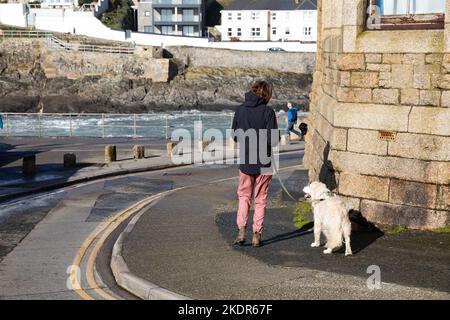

{"left": 152, "top": 0, "right": 202, "bottom": 6}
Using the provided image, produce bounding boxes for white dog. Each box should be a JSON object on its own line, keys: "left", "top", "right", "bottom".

{"left": 303, "top": 182, "right": 352, "bottom": 256}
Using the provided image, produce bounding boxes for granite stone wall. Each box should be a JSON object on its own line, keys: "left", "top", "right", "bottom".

{"left": 305, "top": 0, "right": 450, "bottom": 230}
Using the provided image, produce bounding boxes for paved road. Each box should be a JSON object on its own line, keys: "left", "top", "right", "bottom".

{"left": 0, "top": 149, "right": 449, "bottom": 299}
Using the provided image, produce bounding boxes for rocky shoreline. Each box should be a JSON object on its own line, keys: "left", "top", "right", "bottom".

{"left": 0, "top": 39, "right": 312, "bottom": 113}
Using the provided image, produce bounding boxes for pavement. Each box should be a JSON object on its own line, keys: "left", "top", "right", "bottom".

{"left": 0, "top": 138, "right": 449, "bottom": 300}
{"left": 121, "top": 160, "right": 450, "bottom": 300}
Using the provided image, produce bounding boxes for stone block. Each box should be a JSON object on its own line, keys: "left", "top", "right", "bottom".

{"left": 389, "top": 179, "right": 438, "bottom": 209}
{"left": 401, "top": 88, "right": 420, "bottom": 105}
{"left": 366, "top": 64, "right": 391, "bottom": 72}
{"left": 351, "top": 72, "right": 379, "bottom": 88}
{"left": 337, "top": 54, "right": 365, "bottom": 71}
{"left": 383, "top": 54, "right": 402, "bottom": 64}
{"left": 339, "top": 71, "right": 351, "bottom": 87}
{"left": 413, "top": 73, "right": 431, "bottom": 89}
{"left": 425, "top": 53, "right": 443, "bottom": 65}
{"left": 339, "top": 173, "right": 389, "bottom": 202}
{"left": 409, "top": 107, "right": 450, "bottom": 135}
{"left": 361, "top": 200, "right": 448, "bottom": 230}
{"left": 388, "top": 133, "right": 450, "bottom": 161}
{"left": 347, "top": 129, "right": 387, "bottom": 155}
{"left": 442, "top": 91, "right": 450, "bottom": 107}
{"left": 334, "top": 103, "right": 410, "bottom": 131}
{"left": 434, "top": 74, "right": 450, "bottom": 89}
{"left": 391, "top": 64, "right": 414, "bottom": 88}
{"left": 329, "top": 150, "right": 448, "bottom": 184}
{"left": 373, "top": 88, "right": 399, "bottom": 104}
{"left": 437, "top": 185, "right": 450, "bottom": 210}
{"left": 419, "top": 90, "right": 441, "bottom": 106}
{"left": 365, "top": 54, "right": 382, "bottom": 64}
{"left": 402, "top": 54, "right": 425, "bottom": 65}
{"left": 336, "top": 87, "right": 372, "bottom": 103}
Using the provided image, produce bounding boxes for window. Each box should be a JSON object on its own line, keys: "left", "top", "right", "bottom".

{"left": 237, "top": 28, "right": 242, "bottom": 37}
{"left": 145, "top": 11, "right": 151, "bottom": 17}
{"left": 367, "top": 0, "right": 446, "bottom": 30}
{"left": 251, "top": 27, "right": 261, "bottom": 37}
{"left": 183, "top": 9, "right": 195, "bottom": 22}
{"left": 237, "top": 13, "right": 242, "bottom": 20}
{"left": 228, "top": 12, "right": 232, "bottom": 20}
{"left": 228, "top": 28, "right": 233, "bottom": 37}
{"left": 303, "top": 27, "right": 312, "bottom": 36}
{"left": 303, "top": 11, "right": 314, "bottom": 20}
{"left": 160, "top": 9, "right": 173, "bottom": 22}
{"left": 285, "top": 27, "right": 290, "bottom": 35}
{"left": 182, "top": 26, "right": 195, "bottom": 37}
{"left": 272, "top": 27, "right": 277, "bottom": 35}
{"left": 271, "top": 12, "right": 277, "bottom": 20}
{"left": 251, "top": 12, "right": 260, "bottom": 20}
{"left": 161, "top": 26, "right": 174, "bottom": 35}
{"left": 144, "top": 26, "right": 153, "bottom": 33}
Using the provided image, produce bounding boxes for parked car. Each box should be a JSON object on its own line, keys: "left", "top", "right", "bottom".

{"left": 267, "top": 47, "right": 286, "bottom": 52}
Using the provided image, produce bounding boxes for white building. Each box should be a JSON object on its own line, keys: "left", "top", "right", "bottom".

{"left": 220, "top": 0, "right": 317, "bottom": 42}
{"left": 38, "top": 0, "right": 78, "bottom": 9}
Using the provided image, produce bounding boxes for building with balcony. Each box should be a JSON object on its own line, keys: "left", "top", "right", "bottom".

{"left": 220, "top": 0, "right": 317, "bottom": 42}
{"left": 137, "top": 0, "right": 205, "bottom": 37}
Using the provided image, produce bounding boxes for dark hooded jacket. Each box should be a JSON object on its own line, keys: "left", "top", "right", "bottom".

{"left": 232, "top": 92, "right": 279, "bottom": 175}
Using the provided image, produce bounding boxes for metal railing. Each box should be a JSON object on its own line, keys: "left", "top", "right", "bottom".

{"left": 0, "top": 112, "right": 242, "bottom": 139}
{"left": 0, "top": 112, "right": 296, "bottom": 139}
{"left": 0, "top": 30, "right": 134, "bottom": 55}
{"left": 47, "top": 36, "right": 135, "bottom": 55}
{"left": 0, "top": 30, "right": 52, "bottom": 39}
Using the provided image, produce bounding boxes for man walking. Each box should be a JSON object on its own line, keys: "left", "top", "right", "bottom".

{"left": 286, "top": 102, "right": 303, "bottom": 140}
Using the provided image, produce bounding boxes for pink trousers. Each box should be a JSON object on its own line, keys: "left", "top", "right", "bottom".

{"left": 236, "top": 171, "right": 273, "bottom": 233}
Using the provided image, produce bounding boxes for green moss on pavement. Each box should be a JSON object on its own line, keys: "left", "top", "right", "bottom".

{"left": 387, "top": 226, "right": 409, "bottom": 235}
{"left": 293, "top": 201, "right": 312, "bottom": 229}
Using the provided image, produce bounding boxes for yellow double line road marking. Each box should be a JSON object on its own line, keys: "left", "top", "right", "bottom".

{"left": 69, "top": 164, "right": 303, "bottom": 300}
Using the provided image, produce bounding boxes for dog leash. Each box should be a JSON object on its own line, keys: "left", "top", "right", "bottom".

{"left": 271, "top": 154, "right": 298, "bottom": 202}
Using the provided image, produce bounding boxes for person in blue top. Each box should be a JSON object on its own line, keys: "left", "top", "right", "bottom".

{"left": 0, "top": 114, "right": 3, "bottom": 130}
{"left": 286, "top": 102, "right": 302, "bottom": 139}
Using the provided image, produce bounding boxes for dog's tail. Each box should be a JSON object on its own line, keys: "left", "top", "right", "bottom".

{"left": 326, "top": 229, "right": 343, "bottom": 250}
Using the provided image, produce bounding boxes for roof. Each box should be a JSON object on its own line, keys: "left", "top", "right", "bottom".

{"left": 224, "top": 0, "right": 317, "bottom": 11}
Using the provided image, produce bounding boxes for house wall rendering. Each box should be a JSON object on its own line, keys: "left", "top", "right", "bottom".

{"left": 220, "top": 0, "right": 318, "bottom": 42}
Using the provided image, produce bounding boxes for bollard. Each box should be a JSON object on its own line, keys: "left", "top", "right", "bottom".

{"left": 281, "top": 135, "right": 290, "bottom": 146}
{"left": 198, "top": 139, "right": 214, "bottom": 152}
{"left": 105, "top": 145, "right": 117, "bottom": 163}
{"left": 132, "top": 145, "right": 145, "bottom": 159}
{"left": 63, "top": 153, "right": 77, "bottom": 168}
{"left": 166, "top": 142, "right": 178, "bottom": 156}
{"left": 22, "top": 155, "right": 36, "bottom": 175}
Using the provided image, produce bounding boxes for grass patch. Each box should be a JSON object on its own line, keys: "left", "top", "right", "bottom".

{"left": 432, "top": 228, "right": 450, "bottom": 233}
{"left": 387, "top": 226, "right": 409, "bottom": 235}
{"left": 293, "top": 201, "right": 312, "bottom": 229}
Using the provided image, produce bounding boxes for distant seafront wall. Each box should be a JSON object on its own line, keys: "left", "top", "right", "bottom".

{"left": 167, "top": 46, "right": 316, "bottom": 75}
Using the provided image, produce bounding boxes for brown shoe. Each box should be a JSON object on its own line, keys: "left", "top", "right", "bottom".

{"left": 252, "top": 232, "right": 262, "bottom": 247}
{"left": 233, "top": 227, "right": 246, "bottom": 245}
